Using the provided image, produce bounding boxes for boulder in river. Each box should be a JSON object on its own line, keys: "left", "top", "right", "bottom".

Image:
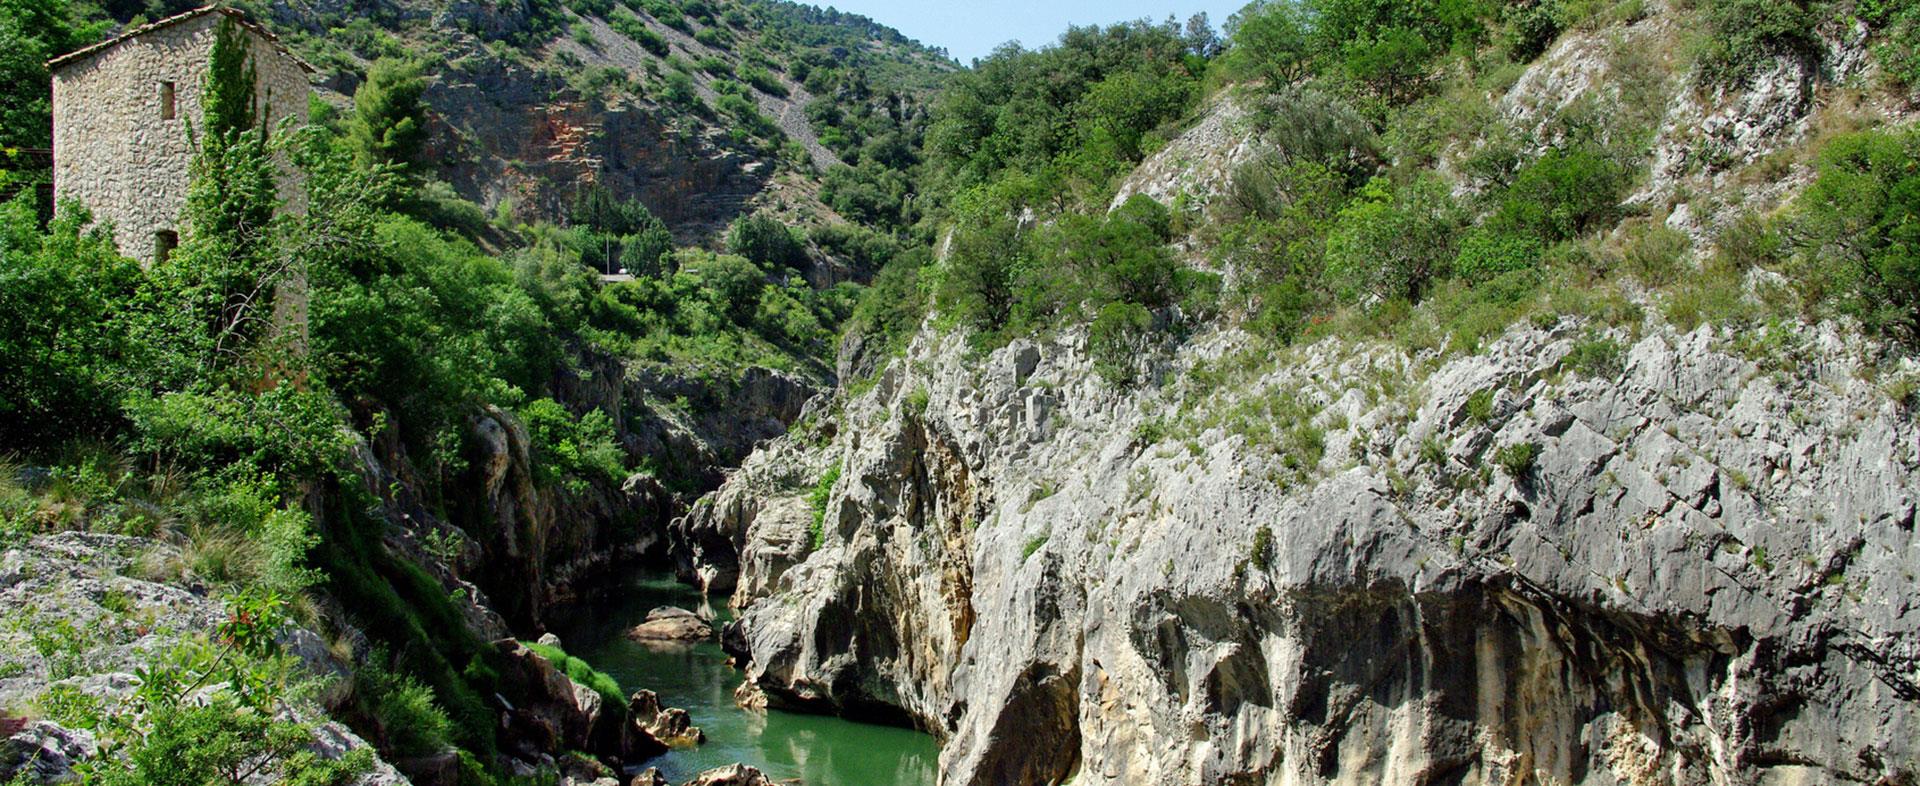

{"left": 681, "top": 763, "right": 772, "bottom": 786}
{"left": 626, "top": 606, "right": 713, "bottom": 642}
{"left": 629, "top": 768, "right": 668, "bottom": 786}
{"left": 627, "top": 690, "right": 706, "bottom": 747}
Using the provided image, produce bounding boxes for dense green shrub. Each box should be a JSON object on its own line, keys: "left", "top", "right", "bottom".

{"left": 1453, "top": 226, "right": 1542, "bottom": 283}
{"left": 1325, "top": 175, "right": 1464, "bottom": 303}
{"left": 808, "top": 464, "right": 840, "bottom": 549}
{"left": 1222, "top": 1, "right": 1313, "bottom": 85}
{"left": 610, "top": 10, "right": 670, "bottom": 56}
{"left": 1089, "top": 302, "right": 1154, "bottom": 385}
{"left": 1862, "top": 0, "right": 1920, "bottom": 88}
{"left": 0, "top": 198, "right": 139, "bottom": 446}
{"left": 356, "top": 653, "right": 455, "bottom": 758}
{"left": 1493, "top": 441, "right": 1540, "bottom": 477}
{"left": 727, "top": 213, "right": 806, "bottom": 269}
{"left": 1488, "top": 142, "right": 1630, "bottom": 243}
{"left": 1696, "top": 0, "right": 1822, "bottom": 87}
{"left": 1791, "top": 126, "right": 1920, "bottom": 340}
{"left": 518, "top": 398, "right": 625, "bottom": 494}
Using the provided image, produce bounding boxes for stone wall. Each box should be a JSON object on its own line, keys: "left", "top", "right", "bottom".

{"left": 51, "top": 10, "right": 310, "bottom": 264}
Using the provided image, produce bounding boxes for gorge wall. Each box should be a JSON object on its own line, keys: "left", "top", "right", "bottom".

{"left": 686, "top": 319, "right": 1920, "bottom": 785}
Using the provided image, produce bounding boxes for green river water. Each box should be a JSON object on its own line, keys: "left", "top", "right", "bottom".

{"left": 550, "top": 573, "right": 940, "bottom": 785}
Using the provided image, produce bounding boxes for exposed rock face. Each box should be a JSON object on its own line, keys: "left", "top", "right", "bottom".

{"left": 681, "top": 763, "right": 773, "bottom": 786}
{"left": 690, "top": 317, "right": 1920, "bottom": 785}
{"left": 627, "top": 607, "right": 714, "bottom": 642}
{"left": 627, "top": 690, "right": 705, "bottom": 746}
{"left": 0, "top": 533, "right": 407, "bottom": 784}
{"left": 0, "top": 721, "right": 94, "bottom": 784}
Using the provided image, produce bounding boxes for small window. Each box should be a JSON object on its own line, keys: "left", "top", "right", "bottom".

{"left": 154, "top": 230, "right": 178, "bottom": 265}
{"left": 158, "top": 81, "right": 176, "bottom": 120}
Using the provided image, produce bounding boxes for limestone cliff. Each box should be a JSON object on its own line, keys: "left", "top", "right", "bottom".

{"left": 689, "top": 313, "right": 1920, "bottom": 785}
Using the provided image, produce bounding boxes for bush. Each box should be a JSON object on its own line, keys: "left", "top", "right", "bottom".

{"left": 1862, "top": 0, "right": 1920, "bottom": 88}
{"left": 358, "top": 654, "right": 455, "bottom": 757}
{"left": 808, "top": 464, "right": 841, "bottom": 550}
{"left": 1453, "top": 227, "right": 1542, "bottom": 284}
{"left": 1493, "top": 441, "right": 1540, "bottom": 477}
{"left": 1489, "top": 142, "right": 1630, "bottom": 243}
{"left": 1089, "top": 302, "right": 1154, "bottom": 385}
{"left": 1326, "top": 175, "right": 1464, "bottom": 303}
{"left": 518, "top": 399, "right": 626, "bottom": 494}
{"left": 0, "top": 197, "right": 140, "bottom": 447}
{"left": 610, "top": 10, "right": 670, "bottom": 56}
{"left": 726, "top": 214, "right": 806, "bottom": 270}
{"left": 1792, "top": 127, "right": 1920, "bottom": 340}
{"left": 1696, "top": 0, "right": 1822, "bottom": 87}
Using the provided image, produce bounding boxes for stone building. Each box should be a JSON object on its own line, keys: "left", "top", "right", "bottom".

{"left": 49, "top": 6, "right": 312, "bottom": 265}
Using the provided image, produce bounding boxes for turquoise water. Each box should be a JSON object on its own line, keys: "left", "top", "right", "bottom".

{"left": 551, "top": 573, "right": 940, "bottom": 785}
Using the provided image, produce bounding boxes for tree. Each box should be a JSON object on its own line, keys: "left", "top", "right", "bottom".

{"left": 1224, "top": 2, "right": 1313, "bottom": 85}
{"left": 203, "top": 16, "right": 262, "bottom": 140}
{"left": 0, "top": 0, "right": 103, "bottom": 148}
{"left": 1184, "top": 12, "right": 1220, "bottom": 57}
{"left": 1795, "top": 127, "right": 1920, "bottom": 340}
{"left": 726, "top": 213, "right": 805, "bottom": 269}
{"left": 347, "top": 57, "right": 429, "bottom": 173}
{"left": 1325, "top": 175, "right": 1463, "bottom": 303}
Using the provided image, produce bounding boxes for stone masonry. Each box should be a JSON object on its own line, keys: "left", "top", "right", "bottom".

{"left": 49, "top": 7, "right": 311, "bottom": 265}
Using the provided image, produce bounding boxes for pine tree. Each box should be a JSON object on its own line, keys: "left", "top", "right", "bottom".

{"left": 347, "top": 57, "right": 428, "bottom": 173}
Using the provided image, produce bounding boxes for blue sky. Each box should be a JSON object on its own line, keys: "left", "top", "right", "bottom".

{"left": 812, "top": 1, "right": 1254, "bottom": 63}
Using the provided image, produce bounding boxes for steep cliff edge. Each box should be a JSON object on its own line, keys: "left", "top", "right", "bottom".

{"left": 691, "top": 316, "right": 1919, "bottom": 785}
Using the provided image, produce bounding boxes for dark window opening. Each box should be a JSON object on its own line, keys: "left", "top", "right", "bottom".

{"left": 159, "top": 81, "right": 176, "bottom": 120}
{"left": 154, "top": 230, "right": 178, "bottom": 265}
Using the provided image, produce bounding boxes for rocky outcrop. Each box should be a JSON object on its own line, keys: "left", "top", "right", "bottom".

{"left": 681, "top": 763, "right": 773, "bottom": 786}
{"left": 0, "top": 533, "right": 408, "bottom": 785}
{"left": 692, "top": 315, "right": 1920, "bottom": 785}
{"left": 627, "top": 607, "right": 714, "bottom": 642}
{"left": 626, "top": 690, "right": 705, "bottom": 747}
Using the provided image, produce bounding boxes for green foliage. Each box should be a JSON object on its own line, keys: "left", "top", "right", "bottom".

{"left": 204, "top": 17, "right": 263, "bottom": 139}
{"left": 0, "top": 0, "right": 105, "bottom": 148}
{"left": 77, "top": 592, "right": 374, "bottom": 786}
{"left": 727, "top": 213, "right": 806, "bottom": 269}
{"left": 1022, "top": 534, "right": 1048, "bottom": 559}
{"left": 1452, "top": 226, "right": 1542, "bottom": 284}
{"left": 1222, "top": 1, "right": 1312, "bottom": 85}
{"left": 1464, "top": 388, "right": 1495, "bottom": 423}
{"left": 1862, "top": 0, "right": 1920, "bottom": 88}
{"left": 1249, "top": 526, "right": 1274, "bottom": 571}
{"left": 1493, "top": 441, "right": 1540, "bottom": 477}
{"left": 843, "top": 248, "right": 930, "bottom": 358}
{"left": 518, "top": 399, "right": 626, "bottom": 494}
{"left": 1562, "top": 333, "right": 1623, "bottom": 377}
{"left": 0, "top": 197, "right": 140, "bottom": 445}
{"left": 609, "top": 9, "right": 669, "bottom": 56}
{"left": 347, "top": 57, "right": 429, "bottom": 174}
{"left": 570, "top": 186, "right": 672, "bottom": 275}
{"left": 1089, "top": 302, "right": 1153, "bottom": 386}
{"left": 522, "top": 641, "right": 625, "bottom": 708}
{"left": 925, "top": 20, "right": 1199, "bottom": 194}
{"left": 1696, "top": 0, "right": 1822, "bottom": 87}
{"left": 1791, "top": 126, "right": 1920, "bottom": 340}
{"left": 1487, "top": 141, "right": 1631, "bottom": 244}
{"left": 808, "top": 464, "right": 841, "bottom": 550}
{"left": 1325, "top": 175, "right": 1463, "bottom": 303}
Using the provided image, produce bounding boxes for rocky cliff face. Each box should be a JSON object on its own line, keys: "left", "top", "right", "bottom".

{"left": 684, "top": 315, "right": 1920, "bottom": 784}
